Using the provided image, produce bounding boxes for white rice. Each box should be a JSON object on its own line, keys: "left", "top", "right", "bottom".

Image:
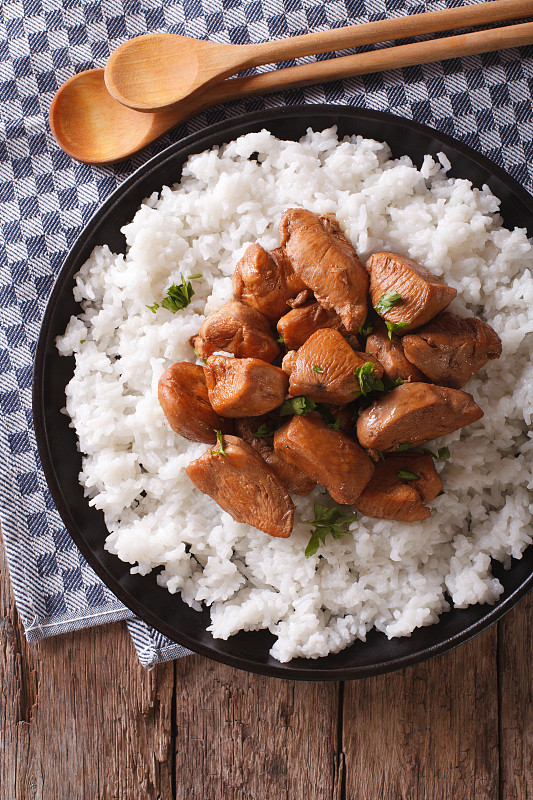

{"left": 56, "top": 127, "right": 533, "bottom": 662}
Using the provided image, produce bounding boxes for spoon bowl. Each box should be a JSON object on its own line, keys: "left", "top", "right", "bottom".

{"left": 49, "top": 69, "right": 188, "bottom": 164}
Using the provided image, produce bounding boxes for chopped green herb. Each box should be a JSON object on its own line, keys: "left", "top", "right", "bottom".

{"left": 277, "top": 335, "right": 285, "bottom": 344}
{"left": 188, "top": 273, "right": 202, "bottom": 280}
{"left": 358, "top": 319, "right": 374, "bottom": 337}
{"left": 212, "top": 430, "right": 227, "bottom": 456}
{"left": 398, "top": 469, "right": 419, "bottom": 481}
{"left": 382, "top": 376, "right": 404, "bottom": 392}
{"left": 375, "top": 291, "right": 402, "bottom": 315}
{"left": 397, "top": 442, "right": 412, "bottom": 451}
{"left": 253, "top": 423, "right": 274, "bottom": 438}
{"left": 79, "top": 339, "right": 86, "bottom": 344}
{"left": 317, "top": 406, "right": 342, "bottom": 431}
{"left": 279, "top": 396, "right": 316, "bottom": 416}
{"left": 354, "top": 361, "right": 384, "bottom": 396}
{"left": 312, "top": 365, "right": 323, "bottom": 373}
{"left": 385, "top": 320, "right": 409, "bottom": 339}
{"left": 376, "top": 449, "right": 385, "bottom": 462}
{"left": 420, "top": 446, "right": 451, "bottom": 461}
{"left": 305, "top": 503, "right": 358, "bottom": 558}
{"left": 161, "top": 274, "right": 200, "bottom": 313}
{"left": 146, "top": 303, "right": 159, "bottom": 313}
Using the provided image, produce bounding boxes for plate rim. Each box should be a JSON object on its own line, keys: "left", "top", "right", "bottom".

{"left": 33, "top": 103, "right": 533, "bottom": 680}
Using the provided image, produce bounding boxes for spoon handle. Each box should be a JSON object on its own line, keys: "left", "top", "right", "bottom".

{"left": 240, "top": 0, "right": 532, "bottom": 67}
{"left": 195, "top": 21, "right": 533, "bottom": 111}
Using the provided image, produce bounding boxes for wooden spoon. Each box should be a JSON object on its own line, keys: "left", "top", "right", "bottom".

{"left": 104, "top": 0, "right": 531, "bottom": 111}
{"left": 50, "top": 20, "right": 533, "bottom": 165}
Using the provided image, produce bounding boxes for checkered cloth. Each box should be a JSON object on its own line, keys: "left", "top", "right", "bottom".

{"left": 1, "top": 0, "right": 532, "bottom": 668}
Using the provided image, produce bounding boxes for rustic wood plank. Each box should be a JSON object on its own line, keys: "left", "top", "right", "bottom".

{"left": 0, "top": 536, "right": 174, "bottom": 800}
{"left": 499, "top": 591, "right": 533, "bottom": 800}
{"left": 342, "top": 627, "right": 499, "bottom": 799}
{"left": 174, "top": 653, "right": 341, "bottom": 799}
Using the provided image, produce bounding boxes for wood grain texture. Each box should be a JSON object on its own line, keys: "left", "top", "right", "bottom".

{"left": 174, "top": 654, "right": 340, "bottom": 799}
{"left": 342, "top": 627, "right": 499, "bottom": 799}
{"left": 3, "top": 521, "right": 533, "bottom": 799}
{"left": 0, "top": 539, "right": 174, "bottom": 800}
{"left": 499, "top": 590, "right": 533, "bottom": 800}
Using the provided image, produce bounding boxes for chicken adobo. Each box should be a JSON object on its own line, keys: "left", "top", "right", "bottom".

{"left": 355, "top": 454, "right": 443, "bottom": 522}
{"left": 186, "top": 435, "right": 295, "bottom": 538}
{"left": 158, "top": 207, "right": 501, "bottom": 550}
{"left": 274, "top": 413, "right": 375, "bottom": 505}
{"left": 280, "top": 208, "right": 369, "bottom": 333}
{"left": 401, "top": 311, "right": 503, "bottom": 388}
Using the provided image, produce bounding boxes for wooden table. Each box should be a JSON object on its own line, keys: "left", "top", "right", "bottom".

{"left": 1, "top": 534, "right": 532, "bottom": 800}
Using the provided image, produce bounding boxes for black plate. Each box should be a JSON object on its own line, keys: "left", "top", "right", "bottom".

{"left": 33, "top": 105, "right": 533, "bottom": 680}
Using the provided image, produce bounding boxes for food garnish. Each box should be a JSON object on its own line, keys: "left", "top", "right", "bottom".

{"left": 385, "top": 320, "right": 409, "bottom": 339}
{"left": 421, "top": 446, "right": 451, "bottom": 461}
{"left": 317, "top": 406, "right": 343, "bottom": 430}
{"left": 305, "top": 502, "right": 358, "bottom": 558}
{"left": 397, "top": 469, "right": 420, "bottom": 481}
{"left": 279, "top": 396, "right": 317, "bottom": 416}
{"left": 253, "top": 423, "right": 275, "bottom": 438}
{"left": 161, "top": 274, "right": 201, "bottom": 313}
{"left": 354, "top": 361, "right": 385, "bottom": 396}
{"left": 358, "top": 319, "right": 374, "bottom": 337}
{"left": 212, "top": 429, "right": 227, "bottom": 455}
{"left": 312, "top": 365, "right": 323, "bottom": 373}
{"left": 375, "top": 290, "right": 402, "bottom": 315}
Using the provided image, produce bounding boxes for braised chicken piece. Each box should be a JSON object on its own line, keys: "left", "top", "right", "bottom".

{"left": 274, "top": 413, "right": 375, "bottom": 505}
{"left": 282, "top": 349, "right": 299, "bottom": 374}
{"left": 158, "top": 362, "right": 232, "bottom": 444}
{"left": 277, "top": 302, "right": 347, "bottom": 350}
{"left": 284, "top": 328, "right": 384, "bottom": 405}
{"left": 205, "top": 355, "right": 289, "bottom": 418}
{"left": 356, "top": 382, "right": 483, "bottom": 451}
{"left": 355, "top": 454, "right": 443, "bottom": 522}
{"left": 279, "top": 209, "right": 369, "bottom": 333}
{"left": 401, "top": 311, "right": 502, "bottom": 388}
{"left": 193, "top": 299, "right": 280, "bottom": 362}
{"left": 365, "top": 318, "right": 427, "bottom": 383}
{"left": 186, "top": 435, "right": 295, "bottom": 538}
{"left": 235, "top": 416, "right": 316, "bottom": 496}
{"left": 366, "top": 252, "right": 457, "bottom": 333}
{"left": 233, "top": 244, "right": 310, "bottom": 322}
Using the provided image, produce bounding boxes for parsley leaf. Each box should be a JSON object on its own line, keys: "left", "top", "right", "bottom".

{"left": 397, "top": 469, "right": 419, "bottom": 481}
{"left": 358, "top": 319, "right": 374, "bottom": 337}
{"left": 397, "top": 442, "right": 411, "bottom": 451}
{"left": 312, "top": 365, "right": 323, "bottom": 373}
{"left": 354, "top": 361, "right": 384, "bottom": 396}
{"left": 212, "top": 430, "right": 227, "bottom": 456}
{"left": 386, "top": 321, "right": 409, "bottom": 339}
{"left": 375, "top": 291, "right": 402, "bottom": 315}
{"left": 279, "top": 396, "right": 316, "bottom": 416}
{"left": 382, "top": 376, "right": 404, "bottom": 392}
{"left": 277, "top": 335, "right": 285, "bottom": 344}
{"left": 161, "top": 274, "right": 200, "bottom": 313}
{"left": 146, "top": 303, "right": 159, "bottom": 313}
{"left": 305, "top": 503, "right": 358, "bottom": 558}
{"left": 420, "top": 446, "right": 451, "bottom": 461}
{"left": 253, "top": 423, "right": 274, "bottom": 438}
{"left": 317, "top": 406, "right": 343, "bottom": 430}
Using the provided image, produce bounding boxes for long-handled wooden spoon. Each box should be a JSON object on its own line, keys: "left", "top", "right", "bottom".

{"left": 104, "top": 0, "right": 532, "bottom": 111}
{"left": 50, "top": 20, "right": 533, "bottom": 165}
